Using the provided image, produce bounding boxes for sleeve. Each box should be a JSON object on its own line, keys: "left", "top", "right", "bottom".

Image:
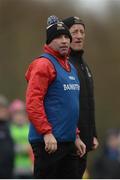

{"left": 93, "top": 109, "right": 97, "bottom": 137}
{"left": 25, "top": 58, "right": 56, "bottom": 135}
{"left": 87, "top": 63, "right": 98, "bottom": 138}
{"left": 92, "top": 82, "right": 97, "bottom": 137}
{"left": 76, "top": 127, "right": 80, "bottom": 135}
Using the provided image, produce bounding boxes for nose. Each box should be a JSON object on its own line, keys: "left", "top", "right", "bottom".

{"left": 76, "top": 31, "right": 82, "bottom": 39}
{"left": 61, "top": 36, "right": 68, "bottom": 43}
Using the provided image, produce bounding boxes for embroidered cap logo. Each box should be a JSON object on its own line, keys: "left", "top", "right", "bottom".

{"left": 74, "top": 16, "right": 81, "bottom": 24}
{"left": 57, "top": 22, "right": 65, "bottom": 30}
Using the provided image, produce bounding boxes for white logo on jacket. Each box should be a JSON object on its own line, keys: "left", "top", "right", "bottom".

{"left": 63, "top": 84, "right": 80, "bottom": 91}
{"left": 68, "top": 76, "right": 76, "bottom": 80}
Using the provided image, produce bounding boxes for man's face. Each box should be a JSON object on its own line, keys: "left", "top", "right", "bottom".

{"left": 70, "top": 24, "right": 85, "bottom": 51}
{"left": 49, "top": 34, "right": 70, "bottom": 56}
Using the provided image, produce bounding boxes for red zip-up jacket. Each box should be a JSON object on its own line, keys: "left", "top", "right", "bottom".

{"left": 25, "top": 45, "right": 80, "bottom": 135}
{"left": 25, "top": 45, "right": 71, "bottom": 134}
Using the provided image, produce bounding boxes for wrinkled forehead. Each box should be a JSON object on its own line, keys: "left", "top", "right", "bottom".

{"left": 52, "top": 34, "right": 71, "bottom": 41}
{"left": 70, "top": 24, "right": 85, "bottom": 32}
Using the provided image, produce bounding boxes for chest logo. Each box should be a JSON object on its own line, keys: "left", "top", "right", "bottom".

{"left": 63, "top": 84, "right": 80, "bottom": 91}
{"left": 68, "top": 76, "right": 75, "bottom": 80}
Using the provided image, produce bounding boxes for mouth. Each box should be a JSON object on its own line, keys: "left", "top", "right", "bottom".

{"left": 60, "top": 46, "right": 69, "bottom": 51}
{"left": 60, "top": 46, "right": 68, "bottom": 49}
{"left": 75, "top": 40, "right": 82, "bottom": 44}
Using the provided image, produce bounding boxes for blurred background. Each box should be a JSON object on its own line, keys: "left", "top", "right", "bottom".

{"left": 0, "top": 0, "right": 120, "bottom": 178}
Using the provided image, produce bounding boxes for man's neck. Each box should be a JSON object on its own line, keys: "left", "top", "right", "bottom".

{"left": 70, "top": 48, "right": 84, "bottom": 57}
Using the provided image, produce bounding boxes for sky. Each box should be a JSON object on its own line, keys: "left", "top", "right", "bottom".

{"left": 73, "top": 0, "right": 120, "bottom": 20}
{"left": 33, "top": 0, "right": 120, "bottom": 20}
{"left": 77, "top": 0, "right": 108, "bottom": 12}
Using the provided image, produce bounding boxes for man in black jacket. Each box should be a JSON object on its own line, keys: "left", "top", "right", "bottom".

{"left": 63, "top": 16, "right": 99, "bottom": 178}
{"left": 0, "top": 95, "right": 14, "bottom": 179}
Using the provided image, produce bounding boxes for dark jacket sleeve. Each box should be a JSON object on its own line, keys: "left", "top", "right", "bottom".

{"left": 92, "top": 98, "right": 97, "bottom": 137}
{"left": 86, "top": 62, "right": 97, "bottom": 138}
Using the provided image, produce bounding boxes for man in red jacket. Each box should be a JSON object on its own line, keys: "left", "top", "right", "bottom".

{"left": 25, "top": 16, "right": 86, "bottom": 179}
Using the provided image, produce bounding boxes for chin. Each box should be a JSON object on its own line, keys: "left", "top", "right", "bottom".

{"left": 75, "top": 46, "right": 83, "bottom": 51}
{"left": 60, "top": 50, "right": 68, "bottom": 56}
{"left": 60, "top": 53, "right": 67, "bottom": 57}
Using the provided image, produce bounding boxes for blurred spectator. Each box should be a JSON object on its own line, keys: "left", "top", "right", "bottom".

{"left": 92, "top": 129, "right": 120, "bottom": 178}
{"left": 0, "top": 94, "right": 14, "bottom": 178}
{"left": 9, "top": 99, "right": 33, "bottom": 179}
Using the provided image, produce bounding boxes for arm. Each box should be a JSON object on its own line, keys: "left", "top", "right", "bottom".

{"left": 75, "top": 128, "right": 86, "bottom": 157}
{"left": 75, "top": 134, "right": 86, "bottom": 157}
{"left": 26, "top": 58, "right": 55, "bottom": 134}
{"left": 26, "top": 58, "right": 57, "bottom": 153}
{"left": 91, "top": 78, "right": 99, "bottom": 149}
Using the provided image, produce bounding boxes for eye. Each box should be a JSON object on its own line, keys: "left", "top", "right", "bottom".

{"left": 71, "top": 30, "right": 78, "bottom": 35}
{"left": 80, "top": 30, "right": 85, "bottom": 34}
{"left": 64, "top": 35, "right": 69, "bottom": 39}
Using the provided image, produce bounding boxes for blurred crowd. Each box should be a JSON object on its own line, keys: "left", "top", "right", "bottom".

{"left": 81, "top": 128, "right": 120, "bottom": 179}
{"left": 0, "top": 93, "right": 120, "bottom": 179}
{"left": 0, "top": 94, "right": 33, "bottom": 179}
{"left": 91, "top": 128, "right": 120, "bottom": 179}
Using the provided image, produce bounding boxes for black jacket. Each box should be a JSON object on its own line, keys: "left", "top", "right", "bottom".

{"left": 69, "top": 49, "right": 97, "bottom": 151}
{"left": 0, "top": 120, "right": 14, "bottom": 178}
